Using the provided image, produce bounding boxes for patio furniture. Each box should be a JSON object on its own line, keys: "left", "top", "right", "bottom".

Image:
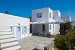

{"left": 46, "top": 32, "right": 51, "bottom": 37}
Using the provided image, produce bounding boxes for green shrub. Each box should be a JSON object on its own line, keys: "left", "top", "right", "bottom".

{"left": 54, "top": 31, "right": 75, "bottom": 50}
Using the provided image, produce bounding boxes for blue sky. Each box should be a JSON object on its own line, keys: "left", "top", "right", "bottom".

{"left": 0, "top": 0, "right": 75, "bottom": 21}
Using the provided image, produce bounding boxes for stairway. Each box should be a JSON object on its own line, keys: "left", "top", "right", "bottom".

{"left": 0, "top": 26, "right": 21, "bottom": 50}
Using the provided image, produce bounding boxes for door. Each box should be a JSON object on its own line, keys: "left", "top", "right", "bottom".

{"left": 42, "top": 24, "right": 45, "bottom": 33}
{"left": 16, "top": 27, "right": 21, "bottom": 39}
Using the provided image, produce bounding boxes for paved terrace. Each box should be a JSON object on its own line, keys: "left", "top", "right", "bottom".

{"left": 18, "top": 36, "right": 54, "bottom": 50}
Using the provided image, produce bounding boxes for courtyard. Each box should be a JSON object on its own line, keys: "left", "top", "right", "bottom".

{"left": 18, "top": 36, "right": 54, "bottom": 50}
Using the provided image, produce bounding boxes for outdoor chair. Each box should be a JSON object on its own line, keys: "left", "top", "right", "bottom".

{"left": 46, "top": 32, "right": 51, "bottom": 37}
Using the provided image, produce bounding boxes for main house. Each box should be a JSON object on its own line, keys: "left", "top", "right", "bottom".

{"left": 31, "top": 7, "right": 71, "bottom": 35}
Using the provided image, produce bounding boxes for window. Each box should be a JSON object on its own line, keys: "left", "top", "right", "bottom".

{"left": 18, "top": 27, "right": 20, "bottom": 31}
{"left": 53, "top": 24, "right": 54, "bottom": 31}
{"left": 50, "top": 13, "right": 51, "bottom": 18}
{"left": 24, "top": 27, "right": 27, "bottom": 33}
{"left": 22, "top": 26, "right": 27, "bottom": 34}
{"left": 37, "top": 12, "right": 42, "bottom": 18}
{"left": 10, "top": 26, "right": 12, "bottom": 31}
{"left": 50, "top": 24, "right": 51, "bottom": 30}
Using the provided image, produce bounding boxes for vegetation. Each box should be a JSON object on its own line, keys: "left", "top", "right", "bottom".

{"left": 60, "top": 21, "right": 72, "bottom": 35}
{"left": 28, "top": 16, "right": 31, "bottom": 21}
{"left": 28, "top": 16, "right": 31, "bottom": 19}
{"left": 54, "top": 21, "right": 75, "bottom": 50}
{"left": 5, "top": 11, "right": 9, "bottom": 14}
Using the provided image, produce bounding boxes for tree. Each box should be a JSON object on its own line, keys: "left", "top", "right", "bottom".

{"left": 55, "top": 22, "right": 75, "bottom": 50}
{"left": 28, "top": 16, "right": 32, "bottom": 33}
{"left": 60, "top": 21, "right": 72, "bottom": 35}
{"left": 5, "top": 11, "right": 9, "bottom": 14}
{"left": 55, "top": 31, "right": 75, "bottom": 50}
{"left": 28, "top": 16, "right": 31, "bottom": 19}
{"left": 28, "top": 16, "right": 31, "bottom": 22}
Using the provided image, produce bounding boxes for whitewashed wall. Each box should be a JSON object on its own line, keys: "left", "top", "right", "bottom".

{"left": 0, "top": 13, "right": 29, "bottom": 26}
{"left": 32, "top": 8, "right": 49, "bottom": 22}
{"left": 0, "top": 13, "right": 30, "bottom": 39}
{"left": 49, "top": 18, "right": 56, "bottom": 35}
{"left": 53, "top": 10, "right": 61, "bottom": 21}
{"left": 52, "top": 10, "right": 61, "bottom": 33}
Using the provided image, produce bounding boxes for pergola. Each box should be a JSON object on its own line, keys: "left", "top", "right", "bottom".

{"left": 30, "top": 21, "right": 65, "bottom": 24}
{"left": 30, "top": 21, "right": 64, "bottom": 36}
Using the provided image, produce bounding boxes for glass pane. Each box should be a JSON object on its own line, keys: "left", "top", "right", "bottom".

{"left": 10, "top": 26, "right": 12, "bottom": 31}
{"left": 50, "top": 25, "right": 51, "bottom": 30}
{"left": 18, "top": 27, "right": 20, "bottom": 31}
{"left": 37, "top": 12, "right": 42, "bottom": 18}
{"left": 50, "top": 13, "right": 51, "bottom": 18}
{"left": 22, "top": 26, "right": 27, "bottom": 34}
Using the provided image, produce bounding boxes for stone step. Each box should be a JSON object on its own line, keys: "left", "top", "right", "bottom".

{"left": 2, "top": 44, "right": 21, "bottom": 50}
{"left": 0, "top": 37, "right": 15, "bottom": 40}
{"left": 0, "top": 27, "right": 21, "bottom": 50}
{"left": 0, "top": 35, "right": 15, "bottom": 39}
{"left": 0, "top": 26, "right": 10, "bottom": 29}
{"left": 1, "top": 41, "right": 19, "bottom": 48}
{"left": 0, "top": 29, "right": 11, "bottom": 32}
{"left": 1, "top": 40, "right": 17, "bottom": 44}
{"left": 0, "top": 38, "right": 17, "bottom": 44}
{"left": 0, "top": 34, "right": 13, "bottom": 36}
{"left": 0, "top": 32, "right": 13, "bottom": 35}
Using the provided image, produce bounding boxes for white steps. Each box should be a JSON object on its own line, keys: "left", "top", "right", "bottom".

{"left": 2, "top": 45, "right": 21, "bottom": 50}
{"left": 0, "top": 38, "right": 17, "bottom": 44}
{"left": 0, "top": 26, "right": 21, "bottom": 50}
{"left": 0, "top": 32, "right": 12, "bottom": 35}
{"left": 0, "top": 26, "right": 11, "bottom": 29}
{"left": 0, "top": 34, "right": 15, "bottom": 39}
{"left": 1, "top": 41, "right": 19, "bottom": 48}
{"left": 0, "top": 26, "right": 11, "bottom": 32}
{"left": 0, "top": 29, "right": 11, "bottom": 32}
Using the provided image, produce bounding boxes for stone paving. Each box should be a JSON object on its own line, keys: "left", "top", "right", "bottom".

{"left": 18, "top": 36, "right": 54, "bottom": 50}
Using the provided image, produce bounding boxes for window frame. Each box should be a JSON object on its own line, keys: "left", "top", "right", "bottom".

{"left": 37, "top": 12, "right": 42, "bottom": 18}
{"left": 53, "top": 24, "right": 54, "bottom": 31}
{"left": 50, "top": 13, "right": 51, "bottom": 18}
{"left": 53, "top": 16, "right": 54, "bottom": 19}
{"left": 22, "top": 26, "right": 27, "bottom": 34}
{"left": 18, "top": 27, "right": 20, "bottom": 31}
{"left": 50, "top": 24, "right": 51, "bottom": 30}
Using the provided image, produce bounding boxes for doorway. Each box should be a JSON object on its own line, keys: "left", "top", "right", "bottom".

{"left": 16, "top": 27, "right": 21, "bottom": 39}
{"left": 42, "top": 24, "right": 45, "bottom": 33}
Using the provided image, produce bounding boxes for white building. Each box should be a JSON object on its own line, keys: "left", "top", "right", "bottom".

{"left": 0, "top": 7, "right": 71, "bottom": 38}
{"left": 61, "top": 12, "right": 71, "bottom": 22}
{"left": 31, "top": 7, "right": 71, "bottom": 35}
{"left": 0, "top": 13, "right": 31, "bottom": 39}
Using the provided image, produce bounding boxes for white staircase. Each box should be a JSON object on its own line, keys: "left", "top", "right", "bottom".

{"left": 0, "top": 26, "right": 21, "bottom": 50}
